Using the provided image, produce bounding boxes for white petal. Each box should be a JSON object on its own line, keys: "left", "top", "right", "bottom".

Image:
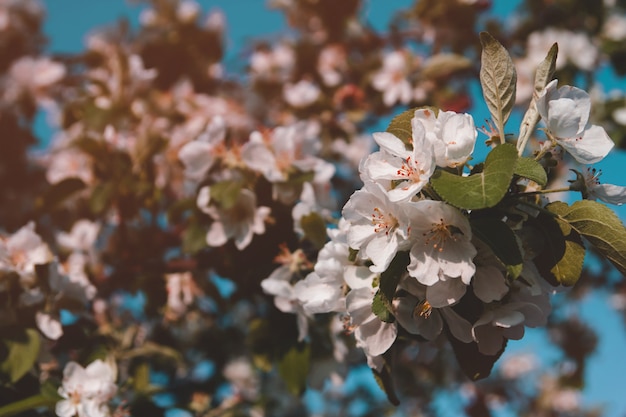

{"left": 372, "top": 132, "right": 409, "bottom": 157}
{"left": 355, "top": 317, "right": 397, "bottom": 356}
{"left": 473, "top": 265, "right": 509, "bottom": 302}
{"left": 593, "top": 183, "right": 626, "bottom": 205}
{"left": 558, "top": 124, "right": 614, "bottom": 164}
{"left": 36, "top": 312, "right": 63, "bottom": 340}
{"left": 425, "top": 277, "right": 467, "bottom": 308}
{"left": 440, "top": 307, "right": 473, "bottom": 343}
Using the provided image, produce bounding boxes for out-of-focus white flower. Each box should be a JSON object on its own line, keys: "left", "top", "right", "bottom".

{"left": 4, "top": 56, "right": 65, "bottom": 103}
{"left": 363, "top": 117, "right": 435, "bottom": 202}
{"left": 372, "top": 50, "right": 413, "bottom": 107}
{"left": 36, "top": 311, "right": 63, "bottom": 340}
{"left": 56, "top": 359, "right": 117, "bottom": 417}
{"left": 283, "top": 79, "right": 320, "bottom": 108}
{"left": 537, "top": 80, "right": 614, "bottom": 164}
{"left": 205, "top": 9, "right": 226, "bottom": 32}
{"left": 46, "top": 148, "right": 93, "bottom": 185}
{"left": 223, "top": 358, "right": 259, "bottom": 401}
{"left": 603, "top": 14, "right": 626, "bottom": 40}
{"left": 317, "top": 44, "right": 347, "bottom": 87}
{"left": 250, "top": 43, "right": 294, "bottom": 80}
{"left": 293, "top": 272, "right": 343, "bottom": 314}
{"left": 292, "top": 182, "right": 335, "bottom": 235}
{"left": 177, "top": 0, "right": 200, "bottom": 23}
{"left": 57, "top": 220, "right": 100, "bottom": 253}
{"left": 165, "top": 272, "right": 196, "bottom": 319}
{"left": 197, "top": 187, "right": 270, "bottom": 250}
{"left": 613, "top": 106, "right": 626, "bottom": 126}
{"left": 178, "top": 116, "right": 226, "bottom": 181}
{"left": 0, "top": 222, "right": 53, "bottom": 286}
{"left": 526, "top": 29, "right": 597, "bottom": 72}
{"left": 499, "top": 352, "right": 538, "bottom": 379}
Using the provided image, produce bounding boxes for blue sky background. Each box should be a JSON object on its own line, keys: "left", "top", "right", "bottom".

{"left": 39, "top": 1, "right": 626, "bottom": 416}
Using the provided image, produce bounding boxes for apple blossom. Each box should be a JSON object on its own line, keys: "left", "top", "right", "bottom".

{"left": 572, "top": 167, "right": 626, "bottom": 206}
{"left": 371, "top": 50, "right": 413, "bottom": 107}
{"left": 56, "top": 359, "right": 117, "bottom": 417}
{"left": 283, "top": 79, "right": 321, "bottom": 108}
{"left": 178, "top": 116, "right": 226, "bottom": 181}
{"left": 196, "top": 186, "right": 271, "bottom": 250}
{"left": 363, "top": 117, "right": 435, "bottom": 202}
{"left": 407, "top": 200, "right": 476, "bottom": 286}
{"left": 0, "top": 222, "right": 53, "bottom": 286}
{"left": 537, "top": 80, "right": 614, "bottom": 164}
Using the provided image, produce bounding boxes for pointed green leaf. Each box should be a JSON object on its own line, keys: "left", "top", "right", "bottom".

{"left": 0, "top": 394, "right": 58, "bottom": 417}
{"left": 532, "top": 209, "right": 585, "bottom": 286}
{"left": 386, "top": 106, "right": 439, "bottom": 143}
{"left": 548, "top": 200, "right": 626, "bottom": 277}
{"left": 479, "top": 32, "right": 517, "bottom": 142}
{"left": 300, "top": 212, "right": 328, "bottom": 249}
{"left": 514, "top": 157, "right": 548, "bottom": 186}
{"left": 420, "top": 53, "right": 473, "bottom": 80}
{"left": 430, "top": 143, "right": 518, "bottom": 210}
{"left": 278, "top": 343, "right": 310, "bottom": 396}
{"left": 210, "top": 180, "right": 243, "bottom": 210}
{"left": 0, "top": 328, "right": 40, "bottom": 385}
{"left": 372, "top": 252, "right": 409, "bottom": 323}
{"left": 372, "top": 360, "right": 400, "bottom": 406}
{"left": 470, "top": 217, "right": 523, "bottom": 277}
{"left": 448, "top": 333, "right": 506, "bottom": 381}
{"left": 518, "top": 43, "right": 558, "bottom": 153}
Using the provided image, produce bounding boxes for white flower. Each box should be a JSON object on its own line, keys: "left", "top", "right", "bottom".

{"left": 342, "top": 180, "right": 415, "bottom": 273}
{"left": 223, "top": 358, "right": 259, "bottom": 401}
{"left": 197, "top": 187, "right": 270, "bottom": 250}
{"left": 165, "top": 272, "right": 195, "bottom": 319}
{"left": 372, "top": 50, "right": 413, "bottom": 107}
{"left": 293, "top": 272, "right": 343, "bottom": 314}
{"left": 36, "top": 311, "right": 63, "bottom": 340}
{"left": 364, "top": 117, "right": 435, "bottom": 202}
{"left": 345, "top": 271, "right": 397, "bottom": 366}
{"left": 292, "top": 182, "right": 335, "bottom": 235}
{"left": 177, "top": 0, "right": 200, "bottom": 23}
{"left": 603, "top": 14, "right": 626, "bottom": 41}
{"left": 283, "top": 79, "right": 321, "bottom": 108}
{"left": 430, "top": 110, "right": 477, "bottom": 167}
{"left": 537, "top": 80, "right": 614, "bottom": 164}
{"left": 393, "top": 276, "right": 473, "bottom": 342}
{"left": 46, "top": 148, "right": 93, "bottom": 185}
{"left": 472, "top": 288, "right": 551, "bottom": 355}
{"left": 578, "top": 167, "right": 626, "bottom": 205}
{"left": 57, "top": 220, "right": 100, "bottom": 253}
{"left": 317, "top": 44, "right": 346, "bottom": 87}
{"left": 407, "top": 200, "right": 476, "bottom": 286}
{"left": 0, "top": 222, "right": 53, "bottom": 286}
{"left": 178, "top": 116, "right": 226, "bottom": 181}
{"left": 4, "top": 56, "right": 65, "bottom": 102}
{"left": 56, "top": 359, "right": 117, "bottom": 417}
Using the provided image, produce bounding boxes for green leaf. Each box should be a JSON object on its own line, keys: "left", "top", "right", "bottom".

{"left": 518, "top": 43, "right": 558, "bottom": 153}
{"left": 470, "top": 217, "right": 523, "bottom": 277}
{"left": 420, "top": 53, "right": 473, "bottom": 80}
{"left": 514, "top": 157, "right": 548, "bottom": 186}
{"left": 300, "top": 212, "right": 328, "bottom": 249}
{"left": 278, "top": 343, "right": 310, "bottom": 396}
{"left": 532, "top": 209, "right": 585, "bottom": 286}
{"left": 372, "top": 252, "right": 410, "bottom": 323}
{"left": 548, "top": 200, "right": 626, "bottom": 277}
{"left": 430, "top": 143, "right": 518, "bottom": 210}
{"left": 386, "top": 106, "right": 438, "bottom": 143}
{"left": 448, "top": 333, "right": 506, "bottom": 381}
{"left": 209, "top": 180, "right": 243, "bottom": 210}
{"left": 479, "top": 32, "right": 517, "bottom": 142}
{"left": 0, "top": 394, "right": 58, "bottom": 417}
{"left": 0, "top": 328, "right": 40, "bottom": 385}
{"left": 372, "top": 359, "right": 400, "bottom": 406}
{"left": 89, "top": 182, "right": 115, "bottom": 215}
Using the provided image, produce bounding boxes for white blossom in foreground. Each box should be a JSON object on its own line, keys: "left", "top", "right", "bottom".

{"left": 56, "top": 359, "right": 117, "bottom": 417}
{"left": 197, "top": 187, "right": 270, "bottom": 250}
{"left": 393, "top": 276, "right": 473, "bottom": 342}
{"left": 342, "top": 180, "right": 415, "bottom": 273}
{"left": 577, "top": 167, "right": 626, "bottom": 205}
{"left": 363, "top": 117, "right": 435, "bottom": 202}
{"left": 344, "top": 267, "right": 397, "bottom": 370}
{"left": 537, "top": 80, "right": 614, "bottom": 164}
{"left": 407, "top": 200, "right": 476, "bottom": 288}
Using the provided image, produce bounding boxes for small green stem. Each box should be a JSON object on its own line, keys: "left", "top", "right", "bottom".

{"left": 516, "top": 186, "right": 571, "bottom": 197}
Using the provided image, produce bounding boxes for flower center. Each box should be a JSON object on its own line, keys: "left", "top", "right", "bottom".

{"left": 414, "top": 299, "right": 433, "bottom": 319}
{"left": 423, "top": 218, "right": 460, "bottom": 252}
{"left": 396, "top": 156, "right": 424, "bottom": 185}
{"left": 371, "top": 207, "right": 398, "bottom": 235}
